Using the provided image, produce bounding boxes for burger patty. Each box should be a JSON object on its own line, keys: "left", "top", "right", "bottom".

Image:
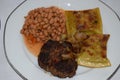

{"left": 38, "top": 40, "right": 77, "bottom": 78}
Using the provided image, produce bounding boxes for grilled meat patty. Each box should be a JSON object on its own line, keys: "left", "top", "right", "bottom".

{"left": 38, "top": 40, "right": 77, "bottom": 78}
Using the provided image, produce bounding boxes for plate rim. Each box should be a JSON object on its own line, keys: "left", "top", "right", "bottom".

{"left": 3, "top": 0, "right": 120, "bottom": 80}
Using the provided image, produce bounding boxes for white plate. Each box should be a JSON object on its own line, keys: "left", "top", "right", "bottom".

{"left": 3, "top": 0, "right": 120, "bottom": 80}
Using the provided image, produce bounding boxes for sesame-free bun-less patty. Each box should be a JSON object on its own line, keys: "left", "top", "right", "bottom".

{"left": 38, "top": 40, "right": 77, "bottom": 78}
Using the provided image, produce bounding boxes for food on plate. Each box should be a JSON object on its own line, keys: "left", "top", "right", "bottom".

{"left": 65, "top": 8, "right": 111, "bottom": 67}
{"left": 38, "top": 40, "right": 77, "bottom": 78}
{"left": 22, "top": 35, "right": 43, "bottom": 56}
{"left": 20, "top": 6, "right": 111, "bottom": 78}
{"left": 20, "top": 6, "right": 67, "bottom": 56}
{"left": 65, "top": 8, "right": 103, "bottom": 38}
{"left": 76, "top": 34, "right": 111, "bottom": 67}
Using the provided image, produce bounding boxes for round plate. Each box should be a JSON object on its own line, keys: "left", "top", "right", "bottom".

{"left": 3, "top": 0, "right": 120, "bottom": 80}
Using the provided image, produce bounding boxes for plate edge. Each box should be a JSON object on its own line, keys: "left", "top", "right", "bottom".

{"left": 3, "top": 0, "right": 28, "bottom": 80}
{"left": 99, "top": 0, "right": 120, "bottom": 79}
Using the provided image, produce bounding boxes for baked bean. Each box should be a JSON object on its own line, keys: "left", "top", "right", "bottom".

{"left": 36, "top": 37, "right": 40, "bottom": 42}
{"left": 21, "top": 6, "right": 66, "bottom": 43}
{"left": 43, "top": 24, "right": 47, "bottom": 29}
{"left": 49, "top": 19, "right": 54, "bottom": 24}
{"left": 58, "top": 27, "right": 62, "bottom": 32}
{"left": 47, "top": 26, "right": 51, "bottom": 30}
{"left": 20, "top": 29, "right": 25, "bottom": 34}
{"left": 39, "top": 32, "right": 43, "bottom": 36}
{"left": 48, "top": 13, "right": 52, "bottom": 19}
{"left": 43, "top": 30, "right": 48, "bottom": 36}
{"left": 41, "top": 22, "right": 45, "bottom": 25}
{"left": 56, "top": 36, "right": 60, "bottom": 41}
{"left": 44, "top": 18, "right": 48, "bottom": 23}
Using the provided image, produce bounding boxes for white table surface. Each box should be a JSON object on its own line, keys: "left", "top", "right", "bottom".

{"left": 0, "top": 0, "right": 120, "bottom": 80}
